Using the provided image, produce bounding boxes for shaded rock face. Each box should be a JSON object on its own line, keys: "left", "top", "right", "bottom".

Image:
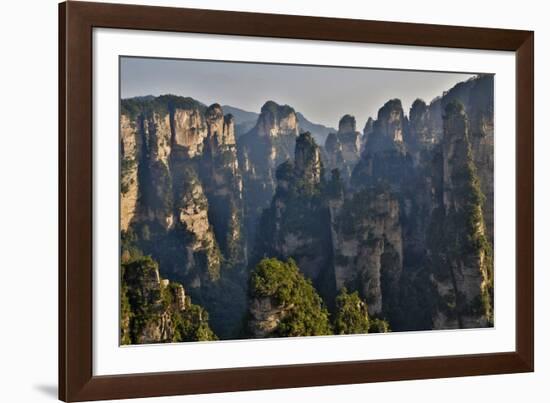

{"left": 352, "top": 99, "right": 413, "bottom": 190}
{"left": 294, "top": 132, "right": 323, "bottom": 188}
{"left": 200, "top": 104, "right": 244, "bottom": 268}
{"left": 408, "top": 99, "right": 433, "bottom": 154}
{"left": 362, "top": 117, "right": 374, "bottom": 151}
{"left": 338, "top": 114, "right": 356, "bottom": 133}
{"left": 429, "top": 102, "right": 493, "bottom": 329}
{"left": 256, "top": 131, "right": 406, "bottom": 320}
{"left": 324, "top": 115, "right": 362, "bottom": 181}
{"left": 346, "top": 77, "right": 494, "bottom": 330}
{"left": 329, "top": 188, "right": 403, "bottom": 317}
{"left": 374, "top": 99, "right": 406, "bottom": 145}
{"left": 254, "top": 132, "right": 333, "bottom": 288}
{"left": 237, "top": 101, "right": 300, "bottom": 257}
{"left": 421, "top": 75, "right": 494, "bottom": 243}
{"left": 324, "top": 132, "right": 345, "bottom": 177}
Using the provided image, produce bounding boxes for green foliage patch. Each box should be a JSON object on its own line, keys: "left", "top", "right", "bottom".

{"left": 333, "top": 288, "right": 370, "bottom": 335}
{"left": 250, "top": 258, "right": 332, "bottom": 337}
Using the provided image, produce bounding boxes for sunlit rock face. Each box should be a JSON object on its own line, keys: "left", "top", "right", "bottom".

{"left": 253, "top": 100, "right": 300, "bottom": 138}
{"left": 120, "top": 114, "right": 141, "bottom": 231}
{"left": 120, "top": 96, "right": 246, "bottom": 339}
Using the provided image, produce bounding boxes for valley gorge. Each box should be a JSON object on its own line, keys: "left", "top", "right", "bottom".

{"left": 120, "top": 74, "right": 494, "bottom": 343}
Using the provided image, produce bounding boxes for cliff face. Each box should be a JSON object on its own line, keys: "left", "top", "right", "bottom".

{"left": 351, "top": 101, "right": 417, "bottom": 291}
{"left": 324, "top": 115, "right": 362, "bottom": 180}
{"left": 199, "top": 104, "right": 244, "bottom": 267}
{"left": 324, "top": 132, "right": 345, "bottom": 177}
{"left": 408, "top": 99, "right": 434, "bottom": 157}
{"left": 120, "top": 96, "right": 246, "bottom": 339}
{"left": 423, "top": 75, "right": 494, "bottom": 243}
{"left": 175, "top": 169, "right": 221, "bottom": 285}
{"left": 254, "top": 133, "right": 333, "bottom": 289}
{"left": 120, "top": 114, "right": 140, "bottom": 231}
{"left": 429, "top": 101, "right": 493, "bottom": 328}
{"left": 362, "top": 117, "right": 374, "bottom": 151}
{"left": 171, "top": 108, "right": 208, "bottom": 157}
{"left": 330, "top": 187, "right": 403, "bottom": 317}
{"left": 256, "top": 130, "right": 404, "bottom": 321}
{"left": 134, "top": 111, "right": 175, "bottom": 231}
{"left": 121, "top": 74, "right": 494, "bottom": 341}
{"left": 120, "top": 256, "right": 217, "bottom": 344}
{"left": 352, "top": 100, "right": 413, "bottom": 189}
{"left": 347, "top": 79, "right": 493, "bottom": 330}
{"left": 237, "top": 101, "right": 300, "bottom": 256}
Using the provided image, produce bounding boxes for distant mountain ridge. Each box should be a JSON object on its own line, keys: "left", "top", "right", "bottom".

{"left": 220, "top": 105, "right": 259, "bottom": 138}
{"left": 295, "top": 112, "right": 337, "bottom": 144}
{"left": 221, "top": 105, "right": 259, "bottom": 124}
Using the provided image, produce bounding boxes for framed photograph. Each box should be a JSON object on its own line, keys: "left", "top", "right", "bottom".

{"left": 59, "top": 1, "right": 534, "bottom": 401}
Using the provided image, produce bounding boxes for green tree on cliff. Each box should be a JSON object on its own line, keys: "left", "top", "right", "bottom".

{"left": 333, "top": 288, "right": 370, "bottom": 335}
{"left": 249, "top": 258, "right": 332, "bottom": 337}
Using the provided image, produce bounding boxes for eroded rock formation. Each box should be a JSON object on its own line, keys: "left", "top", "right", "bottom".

{"left": 254, "top": 132, "right": 333, "bottom": 288}
{"left": 237, "top": 101, "right": 300, "bottom": 256}
{"left": 120, "top": 96, "right": 246, "bottom": 339}
{"left": 429, "top": 101, "right": 493, "bottom": 328}
{"left": 121, "top": 256, "right": 217, "bottom": 344}
{"left": 324, "top": 115, "right": 362, "bottom": 180}
{"left": 121, "top": 74, "right": 495, "bottom": 340}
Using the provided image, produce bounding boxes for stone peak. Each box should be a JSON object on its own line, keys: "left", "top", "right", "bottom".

{"left": 294, "top": 131, "right": 323, "bottom": 188}
{"left": 325, "top": 132, "right": 341, "bottom": 151}
{"left": 260, "top": 100, "right": 296, "bottom": 117}
{"left": 444, "top": 100, "right": 466, "bottom": 118}
{"left": 296, "top": 131, "right": 316, "bottom": 147}
{"left": 410, "top": 98, "right": 428, "bottom": 115}
{"left": 377, "top": 99, "right": 404, "bottom": 120}
{"left": 254, "top": 101, "right": 299, "bottom": 138}
{"left": 363, "top": 117, "right": 374, "bottom": 133}
{"left": 205, "top": 103, "right": 224, "bottom": 119}
{"left": 338, "top": 114, "right": 357, "bottom": 134}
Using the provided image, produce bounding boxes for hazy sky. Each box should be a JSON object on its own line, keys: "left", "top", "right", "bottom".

{"left": 121, "top": 57, "right": 476, "bottom": 128}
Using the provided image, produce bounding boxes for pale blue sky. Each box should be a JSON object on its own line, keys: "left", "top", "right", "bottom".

{"left": 121, "top": 56, "right": 476, "bottom": 128}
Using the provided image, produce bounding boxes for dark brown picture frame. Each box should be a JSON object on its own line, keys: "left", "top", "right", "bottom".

{"left": 59, "top": 1, "right": 534, "bottom": 401}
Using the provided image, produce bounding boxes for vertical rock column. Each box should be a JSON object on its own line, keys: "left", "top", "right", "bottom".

{"left": 432, "top": 101, "right": 493, "bottom": 329}
{"left": 120, "top": 114, "right": 141, "bottom": 231}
